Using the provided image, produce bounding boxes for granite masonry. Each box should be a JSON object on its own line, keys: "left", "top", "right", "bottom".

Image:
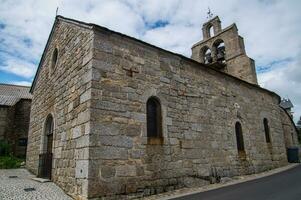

{"left": 0, "top": 84, "right": 32, "bottom": 157}
{"left": 26, "top": 16, "right": 299, "bottom": 199}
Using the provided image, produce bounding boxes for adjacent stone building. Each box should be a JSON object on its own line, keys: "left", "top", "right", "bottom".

{"left": 280, "top": 98, "right": 294, "bottom": 118}
{"left": 26, "top": 15, "right": 299, "bottom": 199}
{"left": 0, "top": 83, "right": 32, "bottom": 157}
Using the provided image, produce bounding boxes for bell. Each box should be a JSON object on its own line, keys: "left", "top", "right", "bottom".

{"left": 205, "top": 54, "right": 213, "bottom": 63}
{"left": 217, "top": 52, "right": 224, "bottom": 60}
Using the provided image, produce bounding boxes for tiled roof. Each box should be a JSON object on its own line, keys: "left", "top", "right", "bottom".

{"left": 0, "top": 83, "right": 32, "bottom": 106}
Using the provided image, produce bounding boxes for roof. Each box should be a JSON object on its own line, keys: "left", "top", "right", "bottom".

{"left": 280, "top": 107, "right": 299, "bottom": 133}
{"left": 0, "top": 83, "right": 32, "bottom": 106}
{"left": 279, "top": 98, "right": 294, "bottom": 109}
{"left": 30, "top": 16, "right": 281, "bottom": 103}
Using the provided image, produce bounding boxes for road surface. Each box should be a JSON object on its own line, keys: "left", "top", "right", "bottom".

{"left": 174, "top": 165, "right": 301, "bottom": 200}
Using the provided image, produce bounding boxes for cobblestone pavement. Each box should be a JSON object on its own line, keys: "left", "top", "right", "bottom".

{"left": 0, "top": 168, "right": 72, "bottom": 200}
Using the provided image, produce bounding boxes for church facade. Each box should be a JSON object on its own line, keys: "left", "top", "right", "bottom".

{"left": 26, "top": 15, "right": 299, "bottom": 199}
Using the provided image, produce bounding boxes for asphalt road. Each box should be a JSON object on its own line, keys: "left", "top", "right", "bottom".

{"left": 173, "top": 165, "right": 301, "bottom": 200}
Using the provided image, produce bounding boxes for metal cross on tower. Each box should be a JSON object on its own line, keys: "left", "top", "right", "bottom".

{"left": 207, "top": 7, "right": 213, "bottom": 20}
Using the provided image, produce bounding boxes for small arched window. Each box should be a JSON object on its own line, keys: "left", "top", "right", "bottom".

{"left": 147, "top": 97, "right": 162, "bottom": 138}
{"left": 213, "top": 39, "right": 226, "bottom": 63}
{"left": 263, "top": 118, "right": 271, "bottom": 143}
{"left": 208, "top": 24, "right": 214, "bottom": 37}
{"left": 235, "top": 122, "right": 245, "bottom": 152}
{"left": 44, "top": 114, "right": 54, "bottom": 154}
{"left": 200, "top": 46, "right": 212, "bottom": 64}
{"left": 45, "top": 114, "right": 54, "bottom": 136}
{"left": 204, "top": 48, "right": 212, "bottom": 64}
{"left": 51, "top": 48, "right": 58, "bottom": 70}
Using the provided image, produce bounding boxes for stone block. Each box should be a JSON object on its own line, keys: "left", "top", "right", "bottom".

{"left": 76, "top": 135, "right": 89, "bottom": 148}
{"left": 116, "top": 165, "right": 136, "bottom": 177}
{"left": 75, "top": 148, "right": 89, "bottom": 159}
{"left": 95, "top": 101, "right": 126, "bottom": 112}
{"left": 75, "top": 160, "right": 89, "bottom": 179}
{"left": 100, "top": 166, "right": 116, "bottom": 179}
{"left": 91, "top": 146, "right": 128, "bottom": 160}
{"left": 80, "top": 90, "right": 91, "bottom": 104}
{"left": 99, "top": 135, "right": 133, "bottom": 148}
{"left": 77, "top": 110, "right": 90, "bottom": 124}
{"left": 72, "top": 126, "right": 81, "bottom": 139}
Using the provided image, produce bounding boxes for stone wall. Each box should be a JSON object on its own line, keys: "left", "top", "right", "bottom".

{"left": 0, "top": 100, "right": 31, "bottom": 157}
{"left": 12, "top": 99, "right": 31, "bottom": 157}
{"left": 0, "top": 106, "right": 15, "bottom": 141}
{"left": 26, "top": 19, "right": 93, "bottom": 199}
{"left": 27, "top": 17, "right": 297, "bottom": 200}
{"left": 87, "top": 28, "right": 288, "bottom": 199}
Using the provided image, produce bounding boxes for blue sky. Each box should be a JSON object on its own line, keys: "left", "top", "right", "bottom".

{"left": 0, "top": 0, "right": 300, "bottom": 121}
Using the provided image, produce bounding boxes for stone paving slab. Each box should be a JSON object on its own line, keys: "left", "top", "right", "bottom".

{"left": 0, "top": 168, "right": 72, "bottom": 200}
{"left": 143, "top": 164, "right": 300, "bottom": 200}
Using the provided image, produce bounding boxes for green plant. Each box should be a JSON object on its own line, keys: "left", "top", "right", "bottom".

{"left": 0, "top": 156, "right": 24, "bottom": 169}
{"left": 0, "top": 140, "right": 11, "bottom": 156}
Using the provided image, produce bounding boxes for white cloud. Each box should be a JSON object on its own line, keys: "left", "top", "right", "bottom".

{"left": 0, "top": 0, "right": 300, "bottom": 120}
{"left": 143, "top": 24, "right": 200, "bottom": 56}
{"left": 258, "top": 54, "right": 301, "bottom": 122}
{"left": 0, "top": 57, "right": 36, "bottom": 78}
{"left": 11, "top": 81, "right": 32, "bottom": 86}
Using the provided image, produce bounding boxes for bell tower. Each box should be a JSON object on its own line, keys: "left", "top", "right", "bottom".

{"left": 191, "top": 16, "right": 258, "bottom": 85}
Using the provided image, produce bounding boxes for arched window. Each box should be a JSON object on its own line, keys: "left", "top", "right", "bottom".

{"left": 263, "top": 118, "right": 271, "bottom": 143}
{"left": 235, "top": 122, "right": 245, "bottom": 152}
{"left": 51, "top": 48, "right": 58, "bottom": 70}
{"left": 44, "top": 114, "right": 54, "bottom": 153}
{"left": 213, "top": 39, "right": 226, "bottom": 63}
{"left": 45, "top": 115, "right": 54, "bottom": 135}
{"left": 208, "top": 24, "right": 214, "bottom": 37}
{"left": 147, "top": 97, "right": 162, "bottom": 138}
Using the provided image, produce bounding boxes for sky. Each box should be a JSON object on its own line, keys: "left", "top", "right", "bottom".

{"left": 0, "top": 0, "right": 300, "bottom": 122}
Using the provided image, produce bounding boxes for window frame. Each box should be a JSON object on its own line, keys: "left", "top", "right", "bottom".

{"left": 263, "top": 118, "right": 271, "bottom": 143}
{"left": 235, "top": 121, "right": 245, "bottom": 153}
{"left": 146, "top": 96, "right": 163, "bottom": 138}
{"left": 50, "top": 48, "right": 59, "bottom": 74}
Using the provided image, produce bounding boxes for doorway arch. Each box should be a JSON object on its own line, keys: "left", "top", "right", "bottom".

{"left": 38, "top": 114, "right": 54, "bottom": 179}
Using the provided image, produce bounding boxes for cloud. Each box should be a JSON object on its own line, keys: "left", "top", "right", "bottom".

{"left": 0, "top": 56, "right": 36, "bottom": 78}
{"left": 0, "top": 0, "right": 300, "bottom": 120}
{"left": 258, "top": 54, "right": 301, "bottom": 122}
{"left": 143, "top": 24, "right": 200, "bottom": 56}
{"left": 11, "top": 81, "right": 32, "bottom": 86}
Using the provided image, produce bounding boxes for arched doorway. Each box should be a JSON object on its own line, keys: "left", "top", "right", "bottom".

{"left": 38, "top": 114, "right": 54, "bottom": 179}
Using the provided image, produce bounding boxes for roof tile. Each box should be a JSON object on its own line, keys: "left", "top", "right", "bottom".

{"left": 0, "top": 84, "right": 32, "bottom": 106}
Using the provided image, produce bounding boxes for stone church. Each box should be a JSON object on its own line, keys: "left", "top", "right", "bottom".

{"left": 26, "top": 15, "right": 299, "bottom": 199}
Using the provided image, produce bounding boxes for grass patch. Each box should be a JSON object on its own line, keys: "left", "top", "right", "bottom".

{"left": 0, "top": 156, "right": 24, "bottom": 169}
